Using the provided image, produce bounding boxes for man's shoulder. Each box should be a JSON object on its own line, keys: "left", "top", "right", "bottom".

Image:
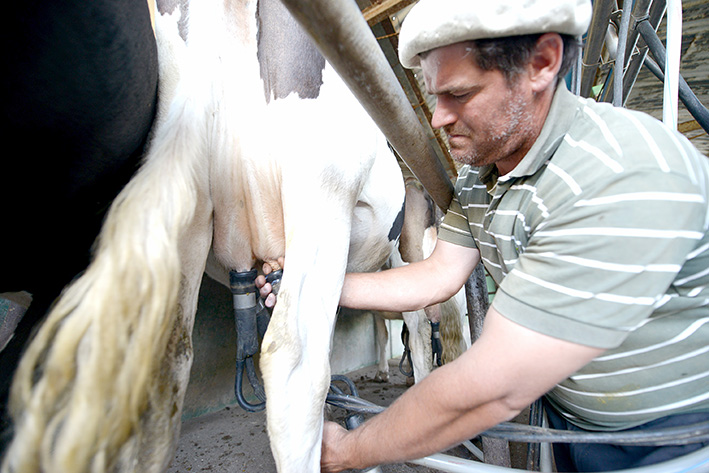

{"left": 556, "top": 97, "right": 705, "bottom": 180}
{"left": 567, "top": 96, "right": 689, "bottom": 148}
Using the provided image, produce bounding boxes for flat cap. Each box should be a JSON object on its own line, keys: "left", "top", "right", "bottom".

{"left": 398, "top": 0, "right": 592, "bottom": 68}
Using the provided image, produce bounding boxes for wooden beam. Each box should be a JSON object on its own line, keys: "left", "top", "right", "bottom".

{"left": 362, "top": 0, "right": 416, "bottom": 26}
{"left": 679, "top": 119, "right": 701, "bottom": 133}
{"left": 376, "top": 18, "right": 457, "bottom": 179}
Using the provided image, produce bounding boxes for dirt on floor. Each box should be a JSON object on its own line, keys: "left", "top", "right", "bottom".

{"left": 167, "top": 358, "right": 531, "bottom": 472}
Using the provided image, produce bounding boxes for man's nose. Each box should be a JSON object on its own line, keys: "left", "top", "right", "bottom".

{"left": 431, "top": 97, "right": 456, "bottom": 129}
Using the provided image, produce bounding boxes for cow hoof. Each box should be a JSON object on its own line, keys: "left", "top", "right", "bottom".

{"left": 373, "top": 371, "right": 389, "bottom": 383}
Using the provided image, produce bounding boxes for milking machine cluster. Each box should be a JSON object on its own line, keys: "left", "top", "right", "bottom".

{"left": 230, "top": 268, "right": 282, "bottom": 412}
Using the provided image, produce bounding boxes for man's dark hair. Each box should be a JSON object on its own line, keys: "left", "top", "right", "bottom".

{"left": 468, "top": 34, "right": 580, "bottom": 85}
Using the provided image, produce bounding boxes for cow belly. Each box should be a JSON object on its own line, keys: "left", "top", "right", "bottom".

{"left": 347, "top": 137, "right": 406, "bottom": 273}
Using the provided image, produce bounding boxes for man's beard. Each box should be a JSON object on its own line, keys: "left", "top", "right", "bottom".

{"left": 447, "top": 90, "right": 532, "bottom": 168}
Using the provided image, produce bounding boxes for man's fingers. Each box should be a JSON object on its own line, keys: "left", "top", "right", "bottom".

{"left": 257, "top": 259, "right": 284, "bottom": 308}
{"left": 262, "top": 262, "right": 273, "bottom": 275}
{"left": 262, "top": 257, "right": 285, "bottom": 275}
{"left": 258, "top": 281, "right": 272, "bottom": 298}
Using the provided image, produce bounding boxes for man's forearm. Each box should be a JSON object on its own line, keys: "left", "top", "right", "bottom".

{"left": 339, "top": 240, "right": 480, "bottom": 312}
{"left": 341, "top": 359, "right": 519, "bottom": 470}
{"left": 321, "top": 308, "right": 605, "bottom": 472}
{"left": 339, "top": 262, "right": 449, "bottom": 312}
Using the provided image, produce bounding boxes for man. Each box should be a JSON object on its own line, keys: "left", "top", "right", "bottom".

{"left": 259, "top": 0, "right": 709, "bottom": 470}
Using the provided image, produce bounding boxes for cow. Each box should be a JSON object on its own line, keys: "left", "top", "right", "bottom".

{"left": 372, "top": 179, "right": 469, "bottom": 384}
{"left": 1, "top": 1, "right": 411, "bottom": 472}
{"left": 0, "top": 0, "right": 159, "bottom": 452}
{"left": 372, "top": 291, "right": 468, "bottom": 385}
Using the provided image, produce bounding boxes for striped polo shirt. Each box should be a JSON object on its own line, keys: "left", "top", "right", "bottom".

{"left": 438, "top": 83, "right": 709, "bottom": 430}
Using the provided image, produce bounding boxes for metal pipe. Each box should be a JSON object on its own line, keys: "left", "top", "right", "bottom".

{"left": 482, "top": 420, "right": 709, "bottom": 445}
{"left": 663, "top": 0, "right": 683, "bottom": 128}
{"left": 410, "top": 446, "right": 709, "bottom": 473}
{"left": 603, "top": 0, "right": 654, "bottom": 105}
{"left": 278, "top": 0, "right": 454, "bottom": 211}
{"left": 462, "top": 440, "right": 485, "bottom": 462}
{"left": 613, "top": 0, "right": 633, "bottom": 107}
{"left": 580, "top": 0, "right": 615, "bottom": 98}
{"left": 636, "top": 19, "right": 709, "bottom": 134}
{"left": 570, "top": 42, "right": 582, "bottom": 96}
{"left": 526, "top": 399, "right": 544, "bottom": 471}
{"left": 621, "top": 0, "right": 664, "bottom": 104}
{"left": 540, "top": 413, "right": 554, "bottom": 473}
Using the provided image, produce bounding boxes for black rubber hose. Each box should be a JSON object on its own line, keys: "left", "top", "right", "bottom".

{"left": 235, "top": 359, "right": 266, "bottom": 412}
{"left": 483, "top": 420, "right": 709, "bottom": 446}
{"left": 431, "top": 322, "right": 443, "bottom": 367}
{"left": 231, "top": 269, "right": 267, "bottom": 412}
{"left": 323, "top": 378, "right": 709, "bottom": 446}
{"left": 398, "top": 325, "right": 414, "bottom": 378}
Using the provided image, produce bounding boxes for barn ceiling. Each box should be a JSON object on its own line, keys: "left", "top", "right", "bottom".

{"left": 356, "top": 0, "right": 709, "bottom": 172}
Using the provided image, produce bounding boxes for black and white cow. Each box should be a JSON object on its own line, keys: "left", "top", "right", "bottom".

{"left": 373, "top": 179, "right": 469, "bottom": 384}
{"left": 0, "top": 0, "right": 158, "bottom": 450}
{"left": 2, "top": 1, "right": 409, "bottom": 472}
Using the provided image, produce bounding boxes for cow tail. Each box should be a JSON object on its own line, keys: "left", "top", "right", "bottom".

{"left": 440, "top": 292, "right": 467, "bottom": 364}
{"left": 2, "top": 91, "right": 209, "bottom": 472}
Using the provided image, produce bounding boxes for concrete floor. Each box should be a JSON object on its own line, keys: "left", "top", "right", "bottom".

{"left": 167, "top": 358, "right": 530, "bottom": 473}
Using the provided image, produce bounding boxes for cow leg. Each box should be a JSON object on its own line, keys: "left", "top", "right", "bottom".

{"left": 259, "top": 254, "right": 346, "bottom": 471}
{"left": 402, "top": 309, "right": 433, "bottom": 383}
{"left": 373, "top": 312, "right": 390, "bottom": 382}
{"left": 256, "top": 128, "right": 403, "bottom": 471}
{"left": 257, "top": 186, "right": 356, "bottom": 472}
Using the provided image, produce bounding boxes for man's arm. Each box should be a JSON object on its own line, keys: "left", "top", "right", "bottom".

{"left": 321, "top": 306, "right": 605, "bottom": 472}
{"left": 339, "top": 239, "right": 480, "bottom": 312}
{"left": 257, "top": 239, "right": 479, "bottom": 311}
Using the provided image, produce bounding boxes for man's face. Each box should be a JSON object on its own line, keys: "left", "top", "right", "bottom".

{"left": 421, "top": 42, "right": 536, "bottom": 174}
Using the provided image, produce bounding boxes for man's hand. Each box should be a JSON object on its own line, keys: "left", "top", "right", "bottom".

{"left": 255, "top": 258, "right": 284, "bottom": 308}
{"left": 316, "top": 307, "right": 606, "bottom": 470}
{"left": 321, "top": 421, "right": 354, "bottom": 473}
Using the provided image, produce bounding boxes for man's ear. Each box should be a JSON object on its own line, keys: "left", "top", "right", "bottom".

{"left": 528, "top": 33, "right": 564, "bottom": 93}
